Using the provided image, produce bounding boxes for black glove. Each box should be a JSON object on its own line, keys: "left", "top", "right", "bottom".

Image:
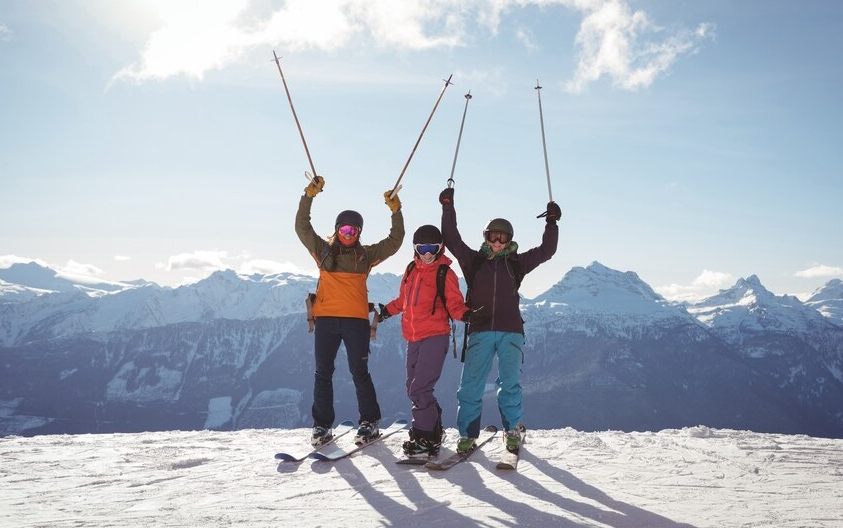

{"left": 378, "top": 303, "right": 392, "bottom": 323}
{"left": 461, "top": 306, "right": 490, "bottom": 325}
{"left": 439, "top": 187, "right": 454, "bottom": 207}
{"left": 538, "top": 201, "right": 562, "bottom": 223}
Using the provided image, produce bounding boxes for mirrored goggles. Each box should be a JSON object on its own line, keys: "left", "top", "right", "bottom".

{"left": 338, "top": 224, "right": 360, "bottom": 239}
{"left": 414, "top": 243, "right": 442, "bottom": 255}
{"left": 485, "top": 231, "right": 510, "bottom": 244}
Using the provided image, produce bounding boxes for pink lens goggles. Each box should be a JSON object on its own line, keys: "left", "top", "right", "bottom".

{"left": 338, "top": 225, "right": 360, "bottom": 239}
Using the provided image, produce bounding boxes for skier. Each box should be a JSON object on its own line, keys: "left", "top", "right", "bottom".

{"left": 378, "top": 225, "right": 482, "bottom": 457}
{"left": 295, "top": 175, "right": 404, "bottom": 446}
{"left": 438, "top": 186, "right": 560, "bottom": 453}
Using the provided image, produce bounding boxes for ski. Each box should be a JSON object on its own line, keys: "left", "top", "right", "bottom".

{"left": 310, "top": 419, "right": 408, "bottom": 461}
{"left": 396, "top": 456, "right": 433, "bottom": 466}
{"left": 274, "top": 420, "right": 354, "bottom": 462}
{"left": 496, "top": 427, "right": 527, "bottom": 470}
{"left": 425, "top": 425, "right": 498, "bottom": 471}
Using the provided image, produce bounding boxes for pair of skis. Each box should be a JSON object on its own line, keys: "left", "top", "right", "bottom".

{"left": 396, "top": 425, "right": 526, "bottom": 471}
{"left": 274, "top": 419, "right": 408, "bottom": 463}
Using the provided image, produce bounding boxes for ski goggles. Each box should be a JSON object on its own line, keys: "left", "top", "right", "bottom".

{"left": 485, "top": 231, "right": 511, "bottom": 244}
{"left": 337, "top": 225, "right": 360, "bottom": 239}
{"left": 415, "top": 243, "right": 441, "bottom": 255}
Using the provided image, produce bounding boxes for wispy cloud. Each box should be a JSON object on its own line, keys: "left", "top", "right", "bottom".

{"left": 565, "top": 2, "right": 714, "bottom": 92}
{"left": 111, "top": 0, "right": 711, "bottom": 92}
{"left": 656, "top": 269, "right": 735, "bottom": 303}
{"left": 795, "top": 264, "right": 843, "bottom": 279}
{"left": 0, "top": 20, "right": 14, "bottom": 42}
{"left": 158, "top": 250, "right": 232, "bottom": 272}
{"left": 238, "top": 259, "right": 315, "bottom": 277}
{"left": 0, "top": 255, "right": 46, "bottom": 269}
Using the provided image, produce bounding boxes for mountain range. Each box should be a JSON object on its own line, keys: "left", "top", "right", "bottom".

{"left": 1, "top": 261, "right": 842, "bottom": 438}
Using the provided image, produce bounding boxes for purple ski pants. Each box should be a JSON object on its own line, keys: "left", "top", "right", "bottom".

{"left": 405, "top": 334, "right": 449, "bottom": 433}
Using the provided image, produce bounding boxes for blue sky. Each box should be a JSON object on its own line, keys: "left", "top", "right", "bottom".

{"left": 1, "top": 0, "right": 841, "bottom": 301}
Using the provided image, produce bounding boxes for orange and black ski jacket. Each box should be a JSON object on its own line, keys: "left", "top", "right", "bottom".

{"left": 295, "top": 195, "right": 404, "bottom": 320}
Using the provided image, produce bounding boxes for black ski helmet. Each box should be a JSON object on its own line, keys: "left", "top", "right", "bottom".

{"left": 335, "top": 210, "right": 363, "bottom": 231}
{"left": 412, "top": 224, "right": 442, "bottom": 245}
{"left": 483, "top": 218, "right": 513, "bottom": 240}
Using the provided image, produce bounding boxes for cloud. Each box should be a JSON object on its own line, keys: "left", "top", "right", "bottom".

{"left": 110, "top": 0, "right": 711, "bottom": 92}
{"left": 59, "top": 260, "right": 105, "bottom": 278}
{"left": 565, "top": 2, "right": 714, "bottom": 93}
{"left": 238, "top": 259, "right": 316, "bottom": 276}
{"left": 656, "top": 269, "right": 735, "bottom": 303}
{"left": 114, "top": 255, "right": 132, "bottom": 261}
{"left": 159, "top": 250, "right": 232, "bottom": 272}
{"left": 795, "top": 265, "right": 843, "bottom": 279}
{"left": 0, "top": 255, "right": 47, "bottom": 269}
{"left": 0, "top": 21, "right": 14, "bottom": 42}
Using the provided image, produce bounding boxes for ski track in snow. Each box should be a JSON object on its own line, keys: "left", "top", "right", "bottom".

{"left": 1, "top": 427, "right": 842, "bottom": 527}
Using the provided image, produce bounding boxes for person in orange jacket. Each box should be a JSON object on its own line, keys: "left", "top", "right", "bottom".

{"left": 295, "top": 175, "right": 404, "bottom": 446}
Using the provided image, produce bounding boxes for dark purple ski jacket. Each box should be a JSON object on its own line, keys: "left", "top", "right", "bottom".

{"left": 441, "top": 203, "right": 558, "bottom": 335}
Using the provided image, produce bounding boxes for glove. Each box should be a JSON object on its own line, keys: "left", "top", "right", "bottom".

{"left": 461, "top": 306, "right": 490, "bottom": 325}
{"left": 304, "top": 175, "right": 325, "bottom": 198}
{"left": 384, "top": 190, "right": 401, "bottom": 213}
{"left": 439, "top": 187, "right": 454, "bottom": 206}
{"left": 378, "top": 303, "right": 392, "bottom": 323}
{"left": 545, "top": 201, "right": 562, "bottom": 224}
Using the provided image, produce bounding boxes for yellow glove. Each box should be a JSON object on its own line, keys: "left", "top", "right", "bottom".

{"left": 304, "top": 175, "right": 325, "bottom": 198}
{"left": 383, "top": 190, "right": 401, "bottom": 213}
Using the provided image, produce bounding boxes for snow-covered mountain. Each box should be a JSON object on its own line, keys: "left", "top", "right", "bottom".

{"left": 805, "top": 278, "right": 843, "bottom": 326}
{"left": 2, "top": 260, "right": 842, "bottom": 439}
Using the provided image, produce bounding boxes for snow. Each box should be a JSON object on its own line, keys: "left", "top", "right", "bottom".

{"left": 2, "top": 427, "right": 841, "bottom": 527}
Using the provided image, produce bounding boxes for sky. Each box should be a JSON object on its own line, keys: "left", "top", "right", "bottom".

{"left": 2, "top": 425, "right": 842, "bottom": 527}
{"left": 1, "top": 0, "right": 842, "bottom": 302}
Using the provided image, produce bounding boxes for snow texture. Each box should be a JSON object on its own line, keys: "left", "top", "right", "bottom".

{"left": 1, "top": 426, "right": 841, "bottom": 527}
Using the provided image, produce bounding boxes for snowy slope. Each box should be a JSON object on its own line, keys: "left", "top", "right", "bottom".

{"left": 1, "top": 426, "right": 841, "bottom": 528}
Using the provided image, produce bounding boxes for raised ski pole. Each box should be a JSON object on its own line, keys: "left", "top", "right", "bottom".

{"left": 272, "top": 51, "right": 318, "bottom": 180}
{"left": 388, "top": 74, "right": 454, "bottom": 199}
{"left": 446, "top": 91, "right": 472, "bottom": 188}
{"left": 535, "top": 79, "right": 554, "bottom": 205}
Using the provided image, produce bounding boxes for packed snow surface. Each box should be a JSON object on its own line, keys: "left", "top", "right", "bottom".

{"left": 2, "top": 426, "right": 841, "bottom": 527}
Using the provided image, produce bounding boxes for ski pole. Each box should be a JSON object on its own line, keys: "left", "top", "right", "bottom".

{"left": 389, "top": 74, "right": 454, "bottom": 199}
{"left": 273, "top": 51, "right": 318, "bottom": 180}
{"left": 535, "top": 79, "right": 554, "bottom": 203}
{"left": 446, "top": 91, "right": 472, "bottom": 188}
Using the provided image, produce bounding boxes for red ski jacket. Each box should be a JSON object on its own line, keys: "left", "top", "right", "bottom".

{"left": 384, "top": 253, "right": 469, "bottom": 342}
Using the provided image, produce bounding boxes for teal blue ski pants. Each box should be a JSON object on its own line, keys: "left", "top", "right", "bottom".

{"left": 456, "top": 331, "right": 524, "bottom": 438}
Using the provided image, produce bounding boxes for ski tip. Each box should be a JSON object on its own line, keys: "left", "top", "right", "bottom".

{"left": 339, "top": 419, "right": 355, "bottom": 427}
{"left": 394, "top": 418, "right": 409, "bottom": 426}
{"left": 483, "top": 425, "right": 499, "bottom": 433}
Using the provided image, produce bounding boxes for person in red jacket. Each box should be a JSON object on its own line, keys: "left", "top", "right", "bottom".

{"left": 378, "top": 225, "right": 478, "bottom": 457}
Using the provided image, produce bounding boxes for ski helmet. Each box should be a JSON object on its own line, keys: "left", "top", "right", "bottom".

{"left": 335, "top": 210, "right": 363, "bottom": 231}
{"left": 483, "top": 218, "right": 513, "bottom": 241}
{"left": 412, "top": 225, "right": 442, "bottom": 245}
